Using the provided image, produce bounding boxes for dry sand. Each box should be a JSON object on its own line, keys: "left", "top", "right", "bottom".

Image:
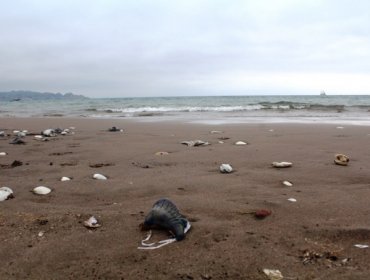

{"left": 1, "top": 117, "right": 370, "bottom": 279}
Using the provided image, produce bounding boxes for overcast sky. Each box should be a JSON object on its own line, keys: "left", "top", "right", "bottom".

{"left": 1, "top": 0, "right": 369, "bottom": 97}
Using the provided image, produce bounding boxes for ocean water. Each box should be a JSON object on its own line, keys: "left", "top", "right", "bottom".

{"left": 1, "top": 95, "right": 370, "bottom": 125}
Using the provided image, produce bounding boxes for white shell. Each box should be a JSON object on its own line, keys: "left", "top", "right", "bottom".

{"left": 61, "top": 131, "right": 67, "bottom": 135}
{"left": 287, "top": 198, "right": 297, "bottom": 202}
{"left": 13, "top": 130, "right": 20, "bottom": 134}
{"left": 220, "top": 164, "right": 233, "bottom": 173}
{"left": 0, "top": 187, "right": 14, "bottom": 201}
{"left": 218, "top": 141, "right": 224, "bottom": 144}
{"left": 61, "top": 176, "right": 71, "bottom": 181}
{"left": 272, "top": 162, "right": 293, "bottom": 168}
{"left": 263, "top": 269, "right": 283, "bottom": 280}
{"left": 34, "top": 135, "right": 43, "bottom": 139}
{"left": 336, "top": 126, "right": 344, "bottom": 129}
{"left": 210, "top": 130, "right": 223, "bottom": 134}
{"left": 33, "top": 186, "right": 52, "bottom": 195}
{"left": 0, "top": 152, "right": 7, "bottom": 156}
{"left": 93, "top": 173, "right": 107, "bottom": 180}
{"left": 235, "top": 141, "right": 247, "bottom": 145}
{"left": 354, "top": 244, "right": 369, "bottom": 249}
{"left": 282, "top": 180, "right": 293, "bottom": 187}
{"left": 42, "top": 129, "right": 56, "bottom": 137}
{"left": 83, "top": 216, "right": 101, "bottom": 228}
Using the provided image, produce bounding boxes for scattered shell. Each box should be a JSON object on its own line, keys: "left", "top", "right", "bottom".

{"left": 220, "top": 163, "right": 233, "bottom": 173}
{"left": 262, "top": 269, "right": 283, "bottom": 280}
{"left": 334, "top": 154, "right": 349, "bottom": 166}
{"left": 34, "top": 135, "right": 44, "bottom": 139}
{"left": 0, "top": 152, "right": 7, "bottom": 156}
{"left": 210, "top": 130, "right": 223, "bottom": 134}
{"left": 336, "top": 126, "right": 344, "bottom": 129}
{"left": 13, "top": 130, "right": 20, "bottom": 134}
{"left": 83, "top": 216, "right": 101, "bottom": 228}
{"left": 0, "top": 131, "right": 5, "bottom": 136}
{"left": 235, "top": 141, "right": 247, "bottom": 145}
{"left": 61, "top": 131, "right": 67, "bottom": 135}
{"left": 69, "top": 126, "right": 76, "bottom": 130}
{"left": 354, "top": 244, "right": 369, "bottom": 249}
{"left": 218, "top": 141, "right": 224, "bottom": 144}
{"left": 155, "top": 151, "right": 169, "bottom": 156}
{"left": 42, "top": 129, "right": 56, "bottom": 137}
{"left": 10, "top": 137, "right": 25, "bottom": 145}
{"left": 93, "top": 173, "right": 107, "bottom": 180}
{"left": 272, "top": 162, "right": 293, "bottom": 168}
{"left": 269, "top": 129, "right": 274, "bottom": 132}
{"left": 0, "top": 187, "right": 14, "bottom": 201}
{"left": 61, "top": 176, "right": 71, "bottom": 181}
{"left": 287, "top": 198, "right": 297, "bottom": 202}
{"left": 33, "top": 186, "right": 52, "bottom": 195}
{"left": 282, "top": 180, "right": 293, "bottom": 187}
{"left": 38, "top": 231, "right": 45, "bottom": 237}
{"left": 181, "top": 140, "right": 210, "bottom": 147}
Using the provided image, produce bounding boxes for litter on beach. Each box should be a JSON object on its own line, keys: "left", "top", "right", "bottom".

{"left": 334, "top": 154, "right": 349, "bottom": 166}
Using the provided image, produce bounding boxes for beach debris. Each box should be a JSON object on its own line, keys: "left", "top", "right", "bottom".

{"left": 300, "top": 249, "right": 344, "bottom": 265}
{"left": 282, "top": 180, "right": 293, "bottom": 187}
{"left": 38, "top": 231, "right": 45, "bottom": 237}
{"left": 61, "top": 176, "right": 72, "bottom": 181}
{"left": 218, "top": 141, "right": 224, "bottom": 144}
{"left": 336, "top": 126, "right": 344, "bottom": 129}
{"left": 210, "top": 130, "right": 223, "bottom": 134}
{"left": 93, "top": 173, "right": 108, "bottom": 180}
{"left": 334, "top": 154, "right": 349, "bottom": 166}
{"left": 0, "top": 131, "right": 5, "bottom": 137}
{"left": 83, "top": 216, "right": 101, "bottom": 228}
{"left": 0, "top": 152, "right": 7, "bottom": 156}
{"left": 108, "top": 126, "right": 123, "bottom": 132}
{"left": 262, "top": 268, "right": 283, "bottom": 280}
{"left": 220, "top": 163, "right": 233, "bottom": 173}
{"left": 138, "top": 198, "right": 191, "bottom": 250}
{"left": 42, "top": 129, "right": 56, "bottom": 137}
{"left": 287, "top": 198, "right": 297, "bottom": 202}
{"left": 60, "top": 129, "right": 70, "bottom": 135}
{"left": 272, "top": 162, "right": 293, "bottom": 168}
{"left": 354, "top": 244, "right": 369, "bottom": 249}
{"left": 181, "top": 140, "right": 210, "bottom": 147}
{"left": 235, "top": 141, "right": 248, "bottom": 145}
{"left": 0, "top": 187, "right": 14, "bottom": 201}
{"left": 155, "top": 151, "right": 169, "bottom": 156}
{"left": 14, "top": 130, "right": 27, "bottom": 137}
{"left": 32, "top": 186, "right": 52, "bottom": 195}
{"left": 9, "top": 137, "right": 26, "bottom": 145}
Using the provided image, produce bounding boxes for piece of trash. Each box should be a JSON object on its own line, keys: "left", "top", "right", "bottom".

{"left": 83, "top": 216, "right": 101, "bottom": 228}
{"left": 254, "top": 209, "right": 272, "bottom": 219}
{"left": 235, "top": 141, "right": 248, "bottom": 145}
{"left": 334, "top": 154, "right": 349, "bottom": 166}
{"left": 108, "top": 126, "right": 123, "bottom": 132}
{"left": 0, "top": 152, "right": 7, "bottom": 156}
{"left": 272, "top": 162, "right": 293, "bottom": 168}
{"left": 60, "top": 176, "right": 71, "bottom": 181}
{"left": 0, "top": 187, "right": 14, "bottom": 201}
{"left": 155, "top": 151, "right": 169, "bottom": 156}
{"left": 32, "top": 186, "right": 51, "bottom": 195}
{"left": 354, "top": 244, "right": 369, "bottom": 249}
{"left": 138, "top": 198, "right": 191, "bottom": 250}
{"left": 262, "top": 268, "right": 283, "bottom": 280}
{"left": 93, "top": 173, "right": 107, "bottom": 180}
{"left": 287, "top": 198, "right": 297, "bottom": 202}
{"left": 181, "top": 140, "right": 210, "bottom": 147}
{"left": 210, "top": 130, "right": 223, "bottom": 134}
{"left": 282, "top": 180, "right": 293, "bottom": 187}
{"left": 10, "top": 137, "right": 26, "bottom": 145}
{"left": 219, "top": 163, "right": 233, "bottom": 173}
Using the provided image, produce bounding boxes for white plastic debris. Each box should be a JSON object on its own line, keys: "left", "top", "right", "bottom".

{"left": 272, "top": 162, "right": 293, "bottom": 168}
{"left": 220, "top": 164, "right": 233, "bottom": 173}
{"left": 33, "top": 186, "right": 52, "bottom": 195}
{"left": 282, "top": 180, "right": 293, "bottom": 187}
{"left": 83, "top": 216, "right": 101, "bottom": 228}
{"left": 287, "top": 198, "right": 297, "bottom": 202}
{"left": 0, "top": 152, "right": 7, "bottom": 156}
{"left": 354, "top": 244, "right": 369, "bottom": 249}
{"left": 61, "top": 176, "right": 71, "bottom": 182}
{"left": 0, "top": 187, "right": 14, "bottom": 201}
{"left": 93, "top": 173, "right": 107, "bottom": 180}
{"left": 262, "top": 269, "right": 283, "bottom": 280}
{"left": 138, "top": 221, "right": 191, "bottom": 250}
{"left": 235, "top": 141, "right": 247, "bottom": 145}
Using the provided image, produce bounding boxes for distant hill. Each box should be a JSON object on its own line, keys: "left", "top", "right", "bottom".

{"left": 0, "top": 90, "right": 88, "bottom": 101}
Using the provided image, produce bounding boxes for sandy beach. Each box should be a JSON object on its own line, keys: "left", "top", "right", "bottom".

{"left": 1, "top": 117, "right": 370, "bottom": 279}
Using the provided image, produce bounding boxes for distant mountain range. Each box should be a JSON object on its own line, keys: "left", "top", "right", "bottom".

{"left": 0, "top": 90, "right": 88, "bottom": 101}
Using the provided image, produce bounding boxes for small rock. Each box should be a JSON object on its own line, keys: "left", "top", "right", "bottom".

{"left": 0, "top": 187, "right": 14, "bottom": 202}
{"left": 83, "top": 216, "right": 101, "bottom": 228}
{"left": 61, "top": 176, "right": 71, "bottom": 181}
{"left": 220, "top": 164, "right": 233, "bottom": 173}
{"left": 32, "top": 186, "right": 52, "bottom": 195}
{"left": 262, "top": 269, "right": 283, "bottom": 280}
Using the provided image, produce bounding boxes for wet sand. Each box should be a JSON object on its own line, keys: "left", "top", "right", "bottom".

{"left": 1, "top": 117, "right": 370, "bottom": 279}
